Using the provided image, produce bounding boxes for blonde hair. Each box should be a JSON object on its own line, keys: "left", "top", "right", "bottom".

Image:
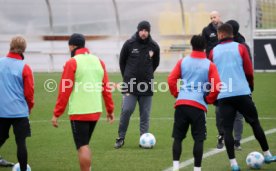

{"left": 10, "top": 36, "right": 26, "bottom": 54}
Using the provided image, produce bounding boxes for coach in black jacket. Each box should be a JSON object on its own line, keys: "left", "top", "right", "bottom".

{"left": 202, "top": 11, "right": 222, "bottom": 57}
{"left": 115, "top": 21, "right": 160, "bottom": 148}
{"left": 119, "top": 21, "right": 160, "bottom": 96}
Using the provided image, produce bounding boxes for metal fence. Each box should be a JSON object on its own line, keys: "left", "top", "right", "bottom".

{"left": 0, "top": 0, "right": 268, "bottom": 72}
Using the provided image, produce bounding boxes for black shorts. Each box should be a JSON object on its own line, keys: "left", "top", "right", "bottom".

{"left": 0, "top": 117, "right": 31, "bottom": 141}
{"left": 70, "top": 120, "right": 97, "bottom": 150}
{"left": 218, "top": 95, "right": 259, "bottom": 128}
{"left": 172, "top": 105, "right": 206, "bottom": 141}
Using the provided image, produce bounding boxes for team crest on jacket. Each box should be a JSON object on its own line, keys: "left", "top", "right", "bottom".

{"left": 132, "top": 48, "right": 139, "bottom": 54}
{"left": 210, "top": 33, "right": 216, "bottom": 38}
{"left": 149, "top": 50, "right": 154, "bottom": 58}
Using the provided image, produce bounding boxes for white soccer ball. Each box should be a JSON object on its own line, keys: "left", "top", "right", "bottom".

{"left": 12, "top": 163, "right": 31, "bottom": 171}
{"left": 139, "top": 133, "right": 156, "bottom": 148}
{"left": 246, "top": 151, "right": 264, "bottom": 169}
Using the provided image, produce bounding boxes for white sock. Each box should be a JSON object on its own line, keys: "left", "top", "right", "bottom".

{"left": 194, "top": 166, "right": 201, "bottom": 171}
{"left": 230, "top": 158, "right": 238, "bottom": 166}
{"left": 173, "top": 161, "right": 179, "bottom": 171}
{"left": 264, "top": 150, "right": 272, "bottom": 157}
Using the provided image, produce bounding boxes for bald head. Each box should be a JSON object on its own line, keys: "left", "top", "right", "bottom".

{"left": 210, "top": 11, "right": 221, "bottom": 26}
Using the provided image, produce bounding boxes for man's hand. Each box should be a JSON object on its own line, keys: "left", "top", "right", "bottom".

{"left": 52, "top": 115, "right": 59, "bottom": 128}
{"left": 107, "top": 112, "right": 115, "bottom": 124}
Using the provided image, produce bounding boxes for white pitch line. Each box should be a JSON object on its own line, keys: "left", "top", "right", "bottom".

{"left": 163, "top": 128, "right": 276, "bottom": 171}
{"left": 29, "top": 117, "right": 276, "bottom": 123}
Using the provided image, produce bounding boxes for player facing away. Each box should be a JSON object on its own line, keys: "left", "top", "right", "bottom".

{"left": 209, "top": 23, "right": 276, "bottom": 171}
{"left": 52, "top": 33, "right": 115, "bottom": 171}
{"left": 0, "top": 36, "right": 34, "bottom": 170}
{"left": 168, "top": 35, "right": 221, "bottom": 171}
{"left": 203, "top": 11, "right": 244, "bottom": 150}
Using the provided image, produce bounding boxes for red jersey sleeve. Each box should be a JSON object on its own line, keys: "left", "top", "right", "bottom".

{"left": 208, "top": 50, "right": 214, "bottom": 61}
{"left": 100, "top": 60, "right": 114, "bottom": 115}
{"left": 239, "top": 44, "right": 254, "bottom": 91}
{"left": 22, "top": 64, "right": 34, "bottom": 112}
{"left": 168, "top": 59, "right": 182, "bottom": 98}
{"left": 53, "top": 58, "right": 76, "bottom": 117}
{"left": 205, "top": 62, "right": 221, "bottom": 104}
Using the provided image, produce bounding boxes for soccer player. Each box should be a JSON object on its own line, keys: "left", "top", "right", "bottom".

{"left": 225, "top": 19, "right": 252, "bottom": 61}
{"left": 209, "top": 23, "right": 276, "bottom": 171}
{"left": 0, "top": 36, "right": 34, "bottom": 170}
{"left": 203, "top": 11, "right": 244, "bottom": 150}
{"left": 114, "top": 21, "right": 160, "bottom": 149}
{"left": 52, "top": 33, "right": 115, "bottom": 171}
{"left": 168, "top": 35, "right": 221, "bottom": 171}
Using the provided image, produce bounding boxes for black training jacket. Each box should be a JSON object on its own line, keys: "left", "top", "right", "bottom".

{"left": 202, "top": 22, "right": 218, "bottom": 57}
{"left": 119, "top": 32, "right": 160, "bottom": 96}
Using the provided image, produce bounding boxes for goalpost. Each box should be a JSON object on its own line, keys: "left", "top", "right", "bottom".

{"left": 252, "top": 0, "right": 276, "bottom": 71}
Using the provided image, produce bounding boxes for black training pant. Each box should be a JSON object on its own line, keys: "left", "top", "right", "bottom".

{"left": 172, "top": 105, "right": 206, "bottom": 167}
{"left": 218, "top": 95, "right": 269, "bottom": 159}
{"left": 0, "top": 117, "right": 31, "bottom": 171}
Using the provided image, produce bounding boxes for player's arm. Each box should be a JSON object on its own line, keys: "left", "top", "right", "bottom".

{"left": 204, "top": 62, "right": 221, "bottom": 104}
{"left": 100, "top": 60, "right": 115, "bottom": 124}
{"left": 239, "top": 44, "right": 254, "bottom": 92}
{"left": 22, "top": 64, "right": 35, "bottom": 113}
{"left": 168, "top": 59, "right": 182, "bottom": 98}
{"left": 119, "top": 41, "right": 129, "bottom": 77}
{"left": 243, "top": 43, "right": 253, "bottom": 61}
{"left": 152, "top": 45, "right": 160, "bottom": 72}
{"left": 53, "top": 58, "right": 76, "bottom": 118}
{"left": 208, "top": 49, "right": 214, "bottom": 61}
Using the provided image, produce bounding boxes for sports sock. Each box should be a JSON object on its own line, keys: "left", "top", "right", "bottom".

{"left": 194, "top": 166, "right": 201, "bottom": 171}
{"left": 230, "top": 158, "right": 238, "bottom": 166}
{"left": 173, "top": 160, "right": 179, "bottom": 171}
{"left": 263, "top": 150, "right": 272, "bottom": 157}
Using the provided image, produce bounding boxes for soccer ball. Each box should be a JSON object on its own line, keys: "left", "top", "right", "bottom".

{"left": 246, "top": 151, "right": 264, "bottom": 169}
{"left": 139, "top": 133, "right": 156, "bottom": 148}
{"left": 12, "top": 163, "right": 31, "bottom": 171}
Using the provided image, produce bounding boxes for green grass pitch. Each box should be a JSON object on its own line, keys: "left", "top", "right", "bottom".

{"left": 1, "top": 72, "right": 276, "bottom": 171}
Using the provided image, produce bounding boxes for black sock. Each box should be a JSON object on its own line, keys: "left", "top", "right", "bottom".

{"left": 16, "top": 138, "right": 27, "bottom": 171}
{"left": 224, "top": 128, "right": 235, "bottom": 159}
{"left": 173, "top": 138, "right": 182, "bottom": 161}
{"left": 193, "top": 140, "right": 204, "bottom": 167}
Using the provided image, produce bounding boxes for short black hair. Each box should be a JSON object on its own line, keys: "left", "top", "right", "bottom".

{"left": 217, "top": 23, "right": 233, "bottom": 37}
{"left": 226, "top": 20, "right": 239, "bottom": 36}
{"left": 68, "top": 33, "right": 85, "bottom": 47}
{"left": 190, "top": 35, "right": 206, "bottom": 51}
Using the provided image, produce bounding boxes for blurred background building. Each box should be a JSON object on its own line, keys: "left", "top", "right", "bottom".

{"left": 0, "top": 0, "right": 275, "bottom": 72}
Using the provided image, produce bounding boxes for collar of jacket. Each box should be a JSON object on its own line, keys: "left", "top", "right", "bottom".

{"left": 219, "top": 38, "right": 233, "bottom": 44}
{"left": 75, "top": 48, "right": 90, "bottom": 55}
{"left": 135, "top": 32, "right": 151, "bottom": 44}
{"left": 208, "top": 22, "right": 219, "bottom": 31}
{"left": 6, "top": 52, "right": 24, "bottom": 60}
{"left": 233, "top": 33, "right": 245, "bottom": 43}
{"left": 190, "top": 51, "right": 206, "bottom": 59}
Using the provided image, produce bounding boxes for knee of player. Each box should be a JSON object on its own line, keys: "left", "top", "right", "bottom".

{"left": 122, "top": 107, "right": 135, "bottom": 115}
{"left": 248, "top": 120, "right": 261, "bottom": 128}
